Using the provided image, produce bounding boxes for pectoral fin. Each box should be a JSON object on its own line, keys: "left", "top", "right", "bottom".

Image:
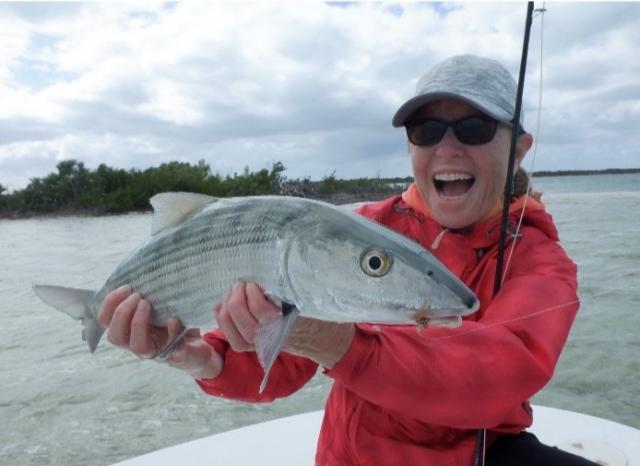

{"left": 255, "top": 303, "right": 300, "bottom": 393}
{"left": 157, "top": 327, "right": 191, "bottom": 361}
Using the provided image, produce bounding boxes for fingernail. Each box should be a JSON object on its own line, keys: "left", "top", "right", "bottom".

{"left": 233, "top": 280, "right": 245, "bottom": 292}
{"left": 222, "top": 291, "right": 231, "bottom": 304}
{"left": 116, "top": 284, "right": 132, "bottom": 296}
{"left": 136, "top": 299, "right": 149, "bottom": 313}
{"left": 248, "top": 282, "right": 264, "bottom": 292}
{"left": 126, "top": 293, "right": 141, "bottom": 307}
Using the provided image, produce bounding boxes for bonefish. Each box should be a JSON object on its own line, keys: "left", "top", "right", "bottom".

{"left": 34, "top": 192, "right": 479, "bottom": 391}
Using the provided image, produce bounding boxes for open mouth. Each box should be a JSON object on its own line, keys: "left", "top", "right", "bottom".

{"left": 434, "top": 172, "right": 475, "bottom": 198}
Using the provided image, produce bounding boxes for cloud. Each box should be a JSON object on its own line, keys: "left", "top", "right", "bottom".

{"left": 1, "top": 2, "right": 639, "bottom": 191}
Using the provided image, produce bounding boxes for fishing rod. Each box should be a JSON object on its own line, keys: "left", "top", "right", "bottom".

{"left": 501, "top": 2, "right": 547, "bottom": 284}
{"left": 475, "top": 4, "right": 536, "bottom": 465}
{"left": 493, "top": 0, "right": 535, "bottom": 298}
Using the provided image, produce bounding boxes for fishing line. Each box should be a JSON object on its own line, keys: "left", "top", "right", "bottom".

{"left": 425, "top": 299, "right": 578, "bottom": 343}
{"left": 501, "top": 3, "right": 547, "bottom": 285}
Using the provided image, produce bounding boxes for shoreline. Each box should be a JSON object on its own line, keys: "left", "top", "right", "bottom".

{"left": 532, "top": 168, "right": 640, "bottom": 177}
{"left": 0, "top": 192, "right": 392, "bottom": 220}
{"left": 2, "top": 170, "right": 639, "bottom": 220}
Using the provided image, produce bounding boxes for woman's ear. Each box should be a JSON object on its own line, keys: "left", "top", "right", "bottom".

{"left": 514, "top": 132, "right": 533, "bottom": 172}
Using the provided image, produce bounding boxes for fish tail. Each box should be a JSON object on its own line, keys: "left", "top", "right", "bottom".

{"left": 33, "top": 285, "right": 104, "bottom": 353}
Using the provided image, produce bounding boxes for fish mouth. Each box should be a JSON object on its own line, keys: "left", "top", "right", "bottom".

{"left": 434, "top": 172, "right": 475, "bottom": 199}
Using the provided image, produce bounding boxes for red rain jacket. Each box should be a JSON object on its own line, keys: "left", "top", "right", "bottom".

{"left": 197, "top": 192, "right": 579, "bottom": 466}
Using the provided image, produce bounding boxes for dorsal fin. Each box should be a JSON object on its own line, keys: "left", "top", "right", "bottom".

{"left": 149, "top": 192, "right": 216, "bottom": 235}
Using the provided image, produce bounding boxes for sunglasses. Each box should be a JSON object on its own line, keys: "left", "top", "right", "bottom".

{"left": 405, "top": 116, "right": 499, "bottom": 146}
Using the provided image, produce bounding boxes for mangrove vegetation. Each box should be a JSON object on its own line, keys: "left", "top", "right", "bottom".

{"left": 2, "top": 160, "right": 638, "bottom": 218}
{"left": 0, "top": 159, "right": 404, "bottom": 217}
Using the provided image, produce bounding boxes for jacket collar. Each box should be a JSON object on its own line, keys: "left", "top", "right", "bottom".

{"left": 400, "top": 183, "right": 557, "bottom": 249}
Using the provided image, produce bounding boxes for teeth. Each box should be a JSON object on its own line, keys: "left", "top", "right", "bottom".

{"left": 434, "top": 172, "right": 473, "bottom": 182}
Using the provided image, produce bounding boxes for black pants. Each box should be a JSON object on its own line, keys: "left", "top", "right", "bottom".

{"left": 486, "top": 432, "right": 600, "bottom": 466}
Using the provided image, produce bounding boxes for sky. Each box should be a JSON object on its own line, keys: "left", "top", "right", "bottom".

{"left": 1, "top": 1, "right": 639, "bottom": 191}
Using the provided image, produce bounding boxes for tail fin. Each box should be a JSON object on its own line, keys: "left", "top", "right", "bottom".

{"left": 33, "top": 285, "right": 104, "bottom": 353}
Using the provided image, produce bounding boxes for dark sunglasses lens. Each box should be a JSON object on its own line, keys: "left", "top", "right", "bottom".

{"left": 406, "top": 120, "right": 447, "bottom": 146}
{"left": 454, "top": 117, "right": 497, "bottom": 144}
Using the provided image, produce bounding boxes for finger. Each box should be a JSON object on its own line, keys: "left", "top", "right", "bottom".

{"left": 184, "top": 328, "right": 201, "bottom": 339}
{"left": 225, "top": 281, "right": 259, "bottom": 345}
{"left": 214, "top": 302, "right": 223, "bottom": 328}
{"left": 217, "top": 300, "right": 254, "bottom": 352}
{"left": 166, "top": 317, "right": 186, "bottom": 341}
{"left": 106, "top": 292, "right": 141, "bottom": 348}
{"left": 129, "top": 299, "right": 157, "bottom": 358}
{"left": 97, "top": 285, "right": 132, "bottom": 327}
{"left": 159, "top": 319, "right": 198, "bottom": 363}
{"left": 245, "top": 282, "right": 281, "bottom": 323}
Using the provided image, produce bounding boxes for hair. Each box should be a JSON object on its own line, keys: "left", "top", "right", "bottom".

{"left": 513, "top": 167, "right": 532, "bottom": 198}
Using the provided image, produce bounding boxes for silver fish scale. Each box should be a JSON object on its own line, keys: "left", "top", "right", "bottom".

{"left": 94, "top": 198, "right": 301, "bottom": 328}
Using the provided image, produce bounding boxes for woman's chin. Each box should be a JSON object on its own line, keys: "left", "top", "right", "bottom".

{"left": 429, "top": 198, "right": 482, "bottom": 229}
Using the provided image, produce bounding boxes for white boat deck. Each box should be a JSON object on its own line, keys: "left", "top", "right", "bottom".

{"left": 113, "top": 405, "right": 639, "bottom": 466}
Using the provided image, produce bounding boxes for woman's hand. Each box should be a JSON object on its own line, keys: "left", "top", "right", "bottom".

{"left": 214, "top": 281, "right": 281, "bottom": 352}
{"left": 216, "top": 281, "right": 355, "bottom": 369}
{"left": 97, "top": 285, "right": 223, "bottom": 380}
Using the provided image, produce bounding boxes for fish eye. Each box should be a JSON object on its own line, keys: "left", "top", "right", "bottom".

{"left": 360, "top": 248, "right": 392, "bottom": 277}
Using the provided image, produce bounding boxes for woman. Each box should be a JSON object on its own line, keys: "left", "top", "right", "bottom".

{"left": 98, "top": 55, "right": 596, "bottom": 465}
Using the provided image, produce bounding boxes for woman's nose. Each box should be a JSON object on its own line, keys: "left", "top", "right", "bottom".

{"left": 434, "top": 128, "right": 464, "bottom": 158}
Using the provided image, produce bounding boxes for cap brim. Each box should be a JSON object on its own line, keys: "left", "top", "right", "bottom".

{"left": 392, "top": 92, "right": 514, "bottom": 128}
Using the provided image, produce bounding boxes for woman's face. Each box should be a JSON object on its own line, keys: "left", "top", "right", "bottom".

{"left": 409, "top": 98, "right": 531, "bottom": 229}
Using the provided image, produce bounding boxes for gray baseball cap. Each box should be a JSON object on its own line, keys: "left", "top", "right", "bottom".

{"left": 392, "top": 54, "right": 524, "bottom": 130}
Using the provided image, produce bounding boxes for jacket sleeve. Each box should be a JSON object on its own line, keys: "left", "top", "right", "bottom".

{"left": 325, "top": 235, "right": 579, "bottom": 429}
{"left": 195, "top": 329, "right": 319, "bottom": 402}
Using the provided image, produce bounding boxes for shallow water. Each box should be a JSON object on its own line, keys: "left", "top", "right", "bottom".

{"left": 1, "top": 174, "right": 638, "bottom": 466}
